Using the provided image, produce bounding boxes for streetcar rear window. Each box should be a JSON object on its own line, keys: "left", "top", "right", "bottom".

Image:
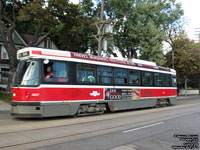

{"left": 97, "top": 67, "right": 113, "bottom": 84}
{"left": 114, "top": 68, "right": 128, "bottom": 85}
{"left": 77, "top": 64, "right": 96, "bottom": 83}
{"left": 44, "top": 62, "right": 68, "bottom": 83}
{"left": 142, "top": 72, "right": 153, "bottom": 86}
{"left": 129, "top": 70, "right": 140, "bottom": 85}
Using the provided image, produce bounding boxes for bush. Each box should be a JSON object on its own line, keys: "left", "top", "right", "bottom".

{"left": 0, "top": 92, "right": 12, "bottom": 104}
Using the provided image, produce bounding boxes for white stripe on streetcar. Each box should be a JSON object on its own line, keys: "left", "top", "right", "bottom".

{"left": 14, "top": 84, "right": 177, "bottom": 89}
{"left": 122, "top": 122, "right": 164, "bottom": 133}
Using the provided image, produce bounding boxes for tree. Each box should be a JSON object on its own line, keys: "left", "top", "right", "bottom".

{"left": 17, "top": 0, "right": 69, "bottom": 46}
{"left": 0, "top": 0, "right": 69, "bottom": 92}
{"left": 165, "top": 34, "right": 200, "bottom": 93}
{"left": 50, "top": 2, "right": 97, "bottom": 53}
{"left": 0, "top": 0, "right": 19, "bottom": 92}
{"left": 95, "top": 0, "right": 184, "bottom": 65}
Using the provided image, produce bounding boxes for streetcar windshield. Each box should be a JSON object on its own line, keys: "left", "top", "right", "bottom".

{"left": 14, "top": 60, "right": 39, "bottom": 86}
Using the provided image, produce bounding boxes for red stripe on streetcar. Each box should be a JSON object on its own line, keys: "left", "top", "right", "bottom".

{"left": 13, "top": 88, "right": 104, "bottom": 102}
{"left": 12, "top": 87, "right": 176, "bottom": 102}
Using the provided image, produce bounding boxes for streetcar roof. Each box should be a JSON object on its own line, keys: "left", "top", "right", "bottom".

{"left": 17, "top": 47, "right": 176, "bottom": 73}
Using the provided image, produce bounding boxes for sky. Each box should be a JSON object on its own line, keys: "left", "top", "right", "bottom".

{"left": 176, "top": 0, "right": 200, "bottom": 41}
{"left": 70, "top": 0, "right": 200, "bottom": 41}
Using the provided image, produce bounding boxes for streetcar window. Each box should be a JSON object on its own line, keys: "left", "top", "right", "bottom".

{"left": 172, "top": 75, "right": 176, "bottom": 87}
{"left": 154, "top": 73, "right": 162, "bottom": 86}
{"left": 14, "top": 60, "right": 39, "bottom": 86}
{"left": 114, "top": 68, "right": 128, "bottom": 85}
{"left": 97, "top": 67, "right": 112, "bottom": 84}
{"left": 44, "top": 62, "right": 68, "bottom": 83}
{"left": 162, "top": 74, "right": 171, "bottom": 87}
{"left": 77, "top": 64, "right": 96, "bottom": 83}
{"left": 129, "top": 70, "right": 140, "bottom": 85}
{"left": 142, "top": 72, "right": 153, "bottom": 86}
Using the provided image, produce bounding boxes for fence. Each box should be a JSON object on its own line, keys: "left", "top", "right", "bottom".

{"left": 179, "top": 90, "right": 199, "bottom": 95}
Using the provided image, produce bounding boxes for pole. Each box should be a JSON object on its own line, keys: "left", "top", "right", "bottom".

{"left": 172, "top": 49, "right": 174, "bottom": 69}
{"left": 184, "top": 75, "right": 187, "bottom": 96}
{"left": 97, "top": 0, "right": 104, "bottom": 56}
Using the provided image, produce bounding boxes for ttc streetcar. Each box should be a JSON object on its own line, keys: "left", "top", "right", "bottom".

{"left": 11, "top": 47, "right": 177, "bottom": 118}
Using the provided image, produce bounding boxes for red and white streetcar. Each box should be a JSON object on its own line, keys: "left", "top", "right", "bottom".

{"left": 11, "top": 47, "right": 177, "bottom": 118}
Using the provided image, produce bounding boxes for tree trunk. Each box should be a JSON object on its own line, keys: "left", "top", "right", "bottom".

{"left": 7, "top": 65, "right": 16, "bottom": 93}
{"left": 6, "top": 46, "right": 18, "bottom": 93}
{"left": 28, "top": 24, "right": 42, "bottom": 46}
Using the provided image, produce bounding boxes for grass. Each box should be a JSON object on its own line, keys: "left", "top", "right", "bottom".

{"left": 0, "top": 92, "right": 12, "bottom": 104}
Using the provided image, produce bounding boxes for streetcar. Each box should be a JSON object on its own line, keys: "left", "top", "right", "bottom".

{"left": 11, "top": 47, "right": 177, "bottom": 118}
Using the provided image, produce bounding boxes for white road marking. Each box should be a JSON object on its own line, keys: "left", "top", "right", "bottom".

{"left": 109, "top": 145, "right": 136, "bottom": 150}
{"left": 122, "top": 122, "right": 164, "bottom": 133}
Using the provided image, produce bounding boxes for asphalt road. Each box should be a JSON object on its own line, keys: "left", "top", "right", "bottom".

{"left": 0, "top": 97, "right": 200, "bottom": 150}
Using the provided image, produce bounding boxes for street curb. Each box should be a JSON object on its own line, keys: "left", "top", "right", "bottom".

{"left": 177, "top": 95, "right": 200, "bottom": 100}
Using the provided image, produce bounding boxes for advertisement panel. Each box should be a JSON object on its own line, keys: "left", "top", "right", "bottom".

{"left": 105, "top": 88, "right": 140, "bottom": 100}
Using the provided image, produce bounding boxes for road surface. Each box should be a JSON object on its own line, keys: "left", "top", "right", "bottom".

{"left": 0, "top": 96, "right": 199, "bottom": 150}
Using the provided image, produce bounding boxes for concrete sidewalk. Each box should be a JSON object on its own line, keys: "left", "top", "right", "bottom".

{"left": 0, "top": 100, "right": 11, "bottom": 111}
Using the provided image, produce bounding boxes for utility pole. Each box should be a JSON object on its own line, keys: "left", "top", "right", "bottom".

{"left": 97, "top": 0, "right": 104, "bottom": 56}
{"left": 93, "top": 0, "right": 126, "bottom": 56}
{"left": 184, "top": 75, "right": 187, "bottom": 97}
{"left": 93, "top": 0, "right": 108, "bottom": 56}
{"left": 94, "top": 0, "right": 113, "bottom": 56}
{"left": 172, "top": 50, "right": 174, "bottom": 69}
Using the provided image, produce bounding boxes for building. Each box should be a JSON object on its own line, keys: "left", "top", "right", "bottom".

{"left": 0, "top": 31, "right": 58, "bottom": 89}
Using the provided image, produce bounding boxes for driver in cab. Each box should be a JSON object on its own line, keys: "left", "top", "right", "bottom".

{"left": 45, "top": 65, "right": 53, "bottom": 79}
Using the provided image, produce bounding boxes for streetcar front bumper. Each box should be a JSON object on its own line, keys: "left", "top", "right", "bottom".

{"left": 11, "top": 101, "right": 42, "bottom": 118}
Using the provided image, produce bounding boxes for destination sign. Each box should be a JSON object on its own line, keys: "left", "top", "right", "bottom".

{"left": 18, "top": 51, "right": 30, "bottom": 58}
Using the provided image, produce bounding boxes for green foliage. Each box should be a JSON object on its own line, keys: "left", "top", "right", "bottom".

{"left": 0, "top": 92, "right": 12, "bottom": 104}
{"left": 50, "top": 2, "right": 97, "bottom": 53}
{"left": 2, "top": 0, "right": 98, "bottom": 54}
{"left": 2, "top": 0, "right": 184, "bottom": 61}
{"left": 96, "top": 0, "right": 184, "bottom": 65}
{"left": 17, "top": 0, "right": 69, "bottom": 34}
{"left": 165, "top": 33, "right": 200, "bottom": 87}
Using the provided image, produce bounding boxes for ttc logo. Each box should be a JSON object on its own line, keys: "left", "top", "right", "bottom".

{"left": 90, "top": 91, "right": 100, "bottom": 97}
